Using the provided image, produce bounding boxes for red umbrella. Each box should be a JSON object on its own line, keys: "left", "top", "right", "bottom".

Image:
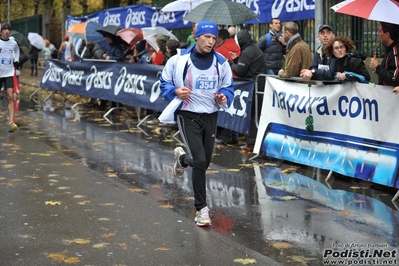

{"left": 116, "top": 28, "right": 143, "bottom": 47}
{"left": 331, "top": 0, "right": 399, "bottom": 24}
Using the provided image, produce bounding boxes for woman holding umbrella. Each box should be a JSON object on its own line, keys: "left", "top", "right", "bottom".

{"left": 29, "top": 44, "right": 40, "bottom": 76}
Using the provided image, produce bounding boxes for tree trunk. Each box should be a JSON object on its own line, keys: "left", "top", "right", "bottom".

{"left": 103, "top": 0, "right": 121, "bottom": 9}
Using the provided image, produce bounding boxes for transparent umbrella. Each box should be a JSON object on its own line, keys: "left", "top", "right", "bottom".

{"left": 160, "top": 0, "right": 212, "bottom": 12}
{"left": 28, "top": 32, "right": 46, "bottom": 50}
{"left": 141, "top": 26, "right": 179, "bottom": 52}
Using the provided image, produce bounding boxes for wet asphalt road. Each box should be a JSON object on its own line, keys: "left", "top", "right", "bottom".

{"left": 1, "top": 69, "right": 398, "bottom": 265}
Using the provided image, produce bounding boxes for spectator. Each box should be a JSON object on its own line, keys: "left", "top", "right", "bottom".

{"left": 29, "top": 44, "right": 40, "bottom": 76}
{"left": 300, "top": 24, "right": 335, "bottom": 80}
{"left": 370, "top": 22, "right": 399, "bottom": 86}
{"left": 229, "top": 30, "right": 265, "bottom": 79}
{"left": 58, "top": 35, "right": 74, "bottom": 61}
{"left": 278, "top": 21, "right": 312, "bottom": 78}
{"left": 166, "top": 39, "right": 180, "bottom": 58}
{"left": 324, "top": 36, "right": 370, "bottom": 83}
{"left": 186, "top": 23, "right": 197, "bottom": 47}
{"left": 42, "top": 39, "right": 57, "bottom": 60}
{"left": 257, "top": 18, "right": 286, "bottom": 75}
{"left": 90, "top": 42, "right": 104, "bottom": 59}
{"left": 130, "top": 39, "right": 150, "bottom": 64}
{"left": 228, "top": 26, "right": 236, "bottom": 39}
{"left": 102, "top": 34, "right": 124, "bottom": 61}
{"left": 98, "top": 34, "right": 124, "bottom": 110}
{"left": 229, "top": 29, "right": 265, "bottom": 150}
{"left": 160, "top": 20, "right": 234, "bottom": 227}
{"left": 76, "top": 40, "right": 103, "bottom": 60}
{"left": 214, "top": 29, "right": 241, "bottom": 63}
{"left": 154, "top": 34, "right": 170, "bottom": 65}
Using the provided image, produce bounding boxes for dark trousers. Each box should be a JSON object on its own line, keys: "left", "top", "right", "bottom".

{"left": 30, "top": 59, "right": 38, "bottom": 75}
{"left": 177, "top": 110, "right": 218, "bottom": 211}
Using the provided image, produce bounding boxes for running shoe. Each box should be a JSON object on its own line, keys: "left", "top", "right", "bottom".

{"left": 195, "top": 206, "right": 211, "bottom": 227}
{"left": 8, "top": 122, "right": 18, "bottom": 133}
{"left": 173, "top": 147, "right": 186, "bottom": 178}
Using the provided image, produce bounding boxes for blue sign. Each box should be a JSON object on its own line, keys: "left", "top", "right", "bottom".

{"left": 67, "top": 1, "right": 315, "bottom": 30}
{"left": 39, "top": 60, "right": 254, "bottom": 135}
{"left": 260, "top": 123, "right": 399, "bottom": 189}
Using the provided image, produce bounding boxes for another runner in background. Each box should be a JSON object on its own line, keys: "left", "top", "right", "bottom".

{"left": 0, "top": 22, "right": 20, "bottom": 132}
{"left": 58, "top": 35, "right": 74, "bottom": 61}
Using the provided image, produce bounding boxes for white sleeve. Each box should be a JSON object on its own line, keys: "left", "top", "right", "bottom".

{"left": 13, "top": 42, "right": 20, "bottom": 62}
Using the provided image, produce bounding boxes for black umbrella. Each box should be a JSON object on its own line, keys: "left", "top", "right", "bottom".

{"left": 10, "top": 30, "right": 30, "bottom": 48}
{"left": 97, "top": 25, "right": 128, "bottom": 46}
{"left": 96, "top": 25, "right": 121, "bottom": 37}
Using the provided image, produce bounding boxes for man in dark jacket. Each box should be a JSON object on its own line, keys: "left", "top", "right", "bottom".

{"left": 370, "top": 22, "right": 399, "bottom": 86}
{"left": 229, "top": 30, "right": 265, "bottom": 79}
{"left": 300, "top": 24, "right": 335, "bottom": 81}
{"left": 229, "top": 30, "right": 265, "bottom": 150}
{"left": 257, "top": 18, "right": 286, "bottom": 75}
{"left": 102, "top": 34, "right": 124, "bottom": 61}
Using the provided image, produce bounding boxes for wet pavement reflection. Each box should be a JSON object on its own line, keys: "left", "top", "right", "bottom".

{"left": 10, "top": 88, "right": 399, "bottom": 265}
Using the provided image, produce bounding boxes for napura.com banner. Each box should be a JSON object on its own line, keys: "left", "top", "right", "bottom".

{"left": 255, "top": 77, "right": 399, "bottom": 189}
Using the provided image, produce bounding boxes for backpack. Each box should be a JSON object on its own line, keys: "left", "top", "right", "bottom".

{"left": 265, "top": 33, "right": 271, "bottom": 47}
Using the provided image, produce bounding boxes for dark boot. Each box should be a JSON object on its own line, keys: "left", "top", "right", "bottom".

{"left": 34, "top": 66, "right": 38, "bottom": 76}
{"left": 30, "top": 66, "right": 34, "bottom": 76}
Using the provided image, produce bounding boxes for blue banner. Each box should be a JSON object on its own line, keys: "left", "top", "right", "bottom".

{"left": 67, "top": 1, "right": 315, "bottom": 30}
{"left": 39, "top": 60, "right": 254, "bottom": 135}
{"left": 260, "top": 123, "right": 399, "bottom": 189}
{"left": 261, "top": 166, "right": 399, "bottom": 245}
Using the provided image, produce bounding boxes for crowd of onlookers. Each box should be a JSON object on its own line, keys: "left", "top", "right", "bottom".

{"left": 23, "top": 19, "right": 399, "bottom": 150}
{"left": 213, "top": 19, "right": 399, "bottom": 149}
